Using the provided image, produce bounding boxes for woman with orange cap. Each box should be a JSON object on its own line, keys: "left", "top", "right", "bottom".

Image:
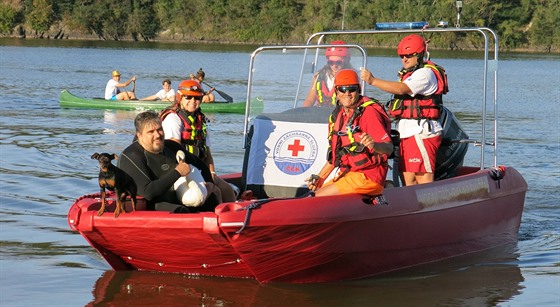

{"left": 306, "top": 69, "right": 393, "bottom": 196}
{"left": 302, "top": 41, "right": 355, "bottom": 107}
{"left": 360, "top": 34, "right": 448, "bottom": 186}
{"left": 160, "top": 80, "right": 237, "bottom": 203}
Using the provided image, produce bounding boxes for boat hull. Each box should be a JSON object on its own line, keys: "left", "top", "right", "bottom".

{"left": 68, "top": 194, "right": 254, "bottom": 278}
{"left": 59, "top": 90, "right": 261, "bottom": 114}
{"left": 68, "top": 167, "right": 526, "bottom": 283}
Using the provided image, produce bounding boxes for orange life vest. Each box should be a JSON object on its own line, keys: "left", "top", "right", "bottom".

{"left": 328, "top": 97, "right": 390, "bottom": 174}
{"left": 160, "top": 107, "right": 208, "bottom": 159}
{"left": 389, "top": 61, "right": 448, "bottom": 120}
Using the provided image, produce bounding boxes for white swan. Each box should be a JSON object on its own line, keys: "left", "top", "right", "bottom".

{"left": 173, "top": 151, "right": 208, "bottom": 207}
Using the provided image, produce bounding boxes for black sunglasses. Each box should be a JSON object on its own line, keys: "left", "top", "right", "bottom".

{"left": 337, "top": 85, "right": 359, "bottom": 93}
{"left": 327, "top": 60, "right": 344, "bottom": 66}
{"left": 399, "top": 53, "right": 418, "bottom": 59}
{"left": 184, "top": 95, "right": 202, "bottom": 101}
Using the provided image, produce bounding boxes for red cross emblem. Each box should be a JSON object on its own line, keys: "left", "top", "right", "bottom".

{"left": 287, "top": 139, "right": 305, "bottom": 157}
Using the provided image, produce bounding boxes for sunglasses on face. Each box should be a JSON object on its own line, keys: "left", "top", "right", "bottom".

{"left": 337, "top": 85, "right": 359, "bottom": 93}
{"left": 184, "top": 95, "right": 202, "bottom": 101}
{"left": 399, "top": 53, "right": 418, "bottom": 59}
{"left": 327, "top": 60, "right": 344, "bottom": 66}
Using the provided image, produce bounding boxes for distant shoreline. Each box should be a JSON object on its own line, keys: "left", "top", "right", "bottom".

{"left": 1, "top": 33, "right": 557, "bottom": 54}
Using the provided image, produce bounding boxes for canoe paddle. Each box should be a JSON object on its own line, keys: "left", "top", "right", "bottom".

{"left": 200, "top": 80, "right": 233, "bottom": 103}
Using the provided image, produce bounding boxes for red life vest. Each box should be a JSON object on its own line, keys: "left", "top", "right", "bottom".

{"left": 314, "top": 70, "right": 337, "bottom": 107}
{"left": 389, "top": 61, "right": 448, "bottom": 120}
{"left": 328, "top": 97, "right": 390, "bottom": 174}
{"left": 160, "top": 107, "right": 208, "bottom": 159}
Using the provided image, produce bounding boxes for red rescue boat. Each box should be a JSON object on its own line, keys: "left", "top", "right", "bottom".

{"left": 68, "top": 27, "right": 527, "bottom": 283}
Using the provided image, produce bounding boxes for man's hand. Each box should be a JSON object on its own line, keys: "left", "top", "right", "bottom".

{"left": 176, "top": 161, "right": 191, "bottom": 176}
{"left": 360, "top": 68, "right": 374, "bottom": 85}
{"left": 305, "top": 174, "right": 324, "bottom": 191}
{"left": 360, "top": 133, "right": 376, "bottom": 151}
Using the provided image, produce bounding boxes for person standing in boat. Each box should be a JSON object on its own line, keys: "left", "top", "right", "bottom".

{"left": 104, "top": 70, "right": 137, "bottom": 100}
{"left": 139, "top": 78, "right": 175, "bottom": 102}
{"left": 160, "top": 80, "right": 237, "bottom": 202}
{"left": 189, "top": 68, "right": 215, "bottom": 103}
{"left": 302, "top": 41, "right": 355, "bottom": 107}
{"left": 118, "top": 111, "right": 221, "bottom": 213}
{"left": 360, "top": 34, "right": 448, "bottom": 186}
{"left": 306, "top": 69, "right": 393, "bottom": 196}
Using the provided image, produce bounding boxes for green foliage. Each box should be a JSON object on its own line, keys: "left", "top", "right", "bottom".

{"left": 7, "top": 0, "right": 558, "bottom": 52}
{"left": 129, "top": 0, "right": 160, "bottom": 41}
{"left": 26, "top": 0, "right": 54, "bottom": 36}
{"left": 0, "top": 4, "right": 19, "bottom": 34}
{"left": 528, "top": 0, "right": 560, "bottom": 52}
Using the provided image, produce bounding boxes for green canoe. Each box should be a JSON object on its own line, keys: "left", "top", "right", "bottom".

{"left": 59, "top": 90, "right": 261, "bottom": 114}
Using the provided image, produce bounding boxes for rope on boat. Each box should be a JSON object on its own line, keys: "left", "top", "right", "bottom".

{"left": 201, "top": 258, "right": 243, "bottom": 269}
{"left": 235, "top": 191, "right": 316, "bottom": 234}
{"left": 235, "top": 200, "right": 266, "bottom": 234}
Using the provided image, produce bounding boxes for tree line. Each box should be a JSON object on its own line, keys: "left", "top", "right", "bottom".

{"left": 0, "top": 0, "right": 558, "bottom": 52}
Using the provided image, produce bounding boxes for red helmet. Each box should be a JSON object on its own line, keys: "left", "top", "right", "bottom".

{"left": 325, "top": 40, "right": 350, "bottom": 58}
{"left": 334, "top": 69, "right": 359, "bottom": 86}
{"left": 176, "top": 80, "right": 204, "bottom": 101}
{"left": 397, "top": 34, "right": 426, "bottom": 55}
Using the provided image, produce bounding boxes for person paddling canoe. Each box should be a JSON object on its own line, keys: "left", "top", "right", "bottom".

{"left": 105, "top": 70, "right": 137, "bottom": 100}
{"left": 189, "top": 68, "right": 215, "bottom": 103}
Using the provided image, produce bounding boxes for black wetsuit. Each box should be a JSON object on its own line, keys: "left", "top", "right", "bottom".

{"left": 119, "top": 140, "right": 214, "bottom": 212}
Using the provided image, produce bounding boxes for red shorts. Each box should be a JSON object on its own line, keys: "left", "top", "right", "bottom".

{"left": 399, "top": 134, "right": 442, "bottom": 173}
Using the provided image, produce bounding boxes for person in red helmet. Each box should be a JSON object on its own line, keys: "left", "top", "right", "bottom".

{"left": 302, "top": 40, "right": 355, "bottom": 107}
{"left": 160, "top": 79, "right": 237, "bottom": 203}
{"left": 360, "top": 34, "right": 449, "bottom": 186}
{"left": 306, "top": 69, "right": 393, "bottom": 196}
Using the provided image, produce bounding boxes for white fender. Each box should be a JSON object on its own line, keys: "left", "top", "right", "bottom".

{"left": 174, "top": 164, "right": 208, "bottom": 207}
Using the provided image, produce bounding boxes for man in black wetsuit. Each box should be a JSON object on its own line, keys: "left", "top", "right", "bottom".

{"left": 118, "top": 110, "right": 221, "bottom": 213}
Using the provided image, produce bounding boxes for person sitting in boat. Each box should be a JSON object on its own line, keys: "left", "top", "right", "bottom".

{"left": 360, "top": 34, "right": 448, "bottom": 186}
{"left": 160, "top": 80, "right": 237, "bottom": 202}
{"left": 104, "top": 70, "right": 137, "bottom": 100}
{"left": 189, "top": 68, "right": 215, "bottom": 103}
{"left": 302, "top": 40, "right": 355, "bottom": 108}
{"left": 139, "top": 78, "right": 175, "bottom": 102}
{"left": 305, "top": 69, "right": 393, "bottom": 196}
{"left": 118, "top": 110, "right": 222, "bottom": 213}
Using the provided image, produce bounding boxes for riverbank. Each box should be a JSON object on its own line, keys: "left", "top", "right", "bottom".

{"left": 1, "top": 29, "right": 557, "bottom": 54}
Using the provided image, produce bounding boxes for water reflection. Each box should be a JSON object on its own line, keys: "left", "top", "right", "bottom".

{"left": 87, "top": 262, "right": 523, "bottom": 306}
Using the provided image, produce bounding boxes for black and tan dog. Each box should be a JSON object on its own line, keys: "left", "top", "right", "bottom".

{"left": 91, "top": 153, "right": 137, "bottom": 217}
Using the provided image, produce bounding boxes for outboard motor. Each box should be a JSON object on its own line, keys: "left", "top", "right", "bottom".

{"left": 435, "top": 106, "right": 469, "bottom": 180}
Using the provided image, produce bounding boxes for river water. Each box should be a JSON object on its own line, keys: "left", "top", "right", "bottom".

{"left": 0, "top": 38, "right": 559, "bottom": 306}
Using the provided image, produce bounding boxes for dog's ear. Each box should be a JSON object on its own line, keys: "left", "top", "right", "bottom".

{"left": 91, "top": 153, "right": 99, "bottom": 160}
{"left": 112, "top": 154, "right": 119, "bottom": 161}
